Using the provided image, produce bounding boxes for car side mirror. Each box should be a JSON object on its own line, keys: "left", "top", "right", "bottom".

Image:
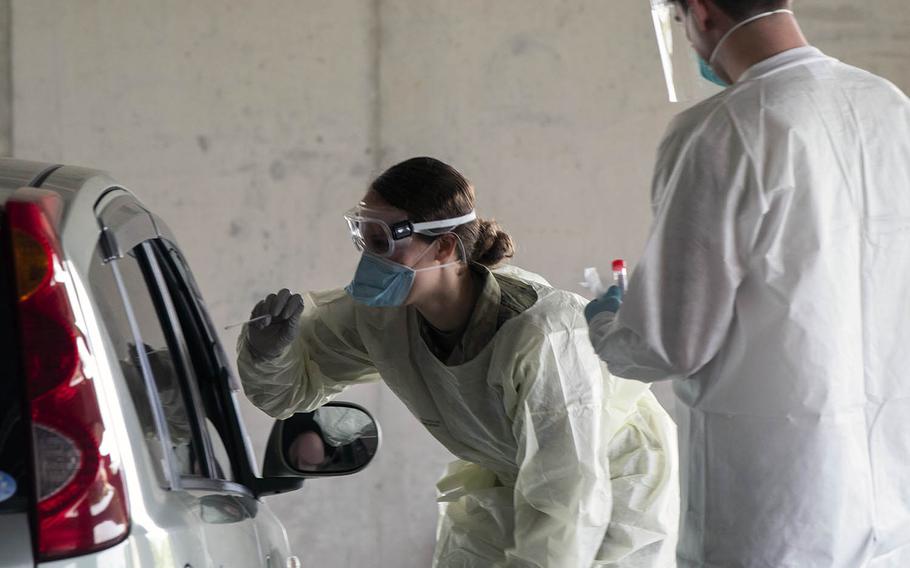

{"left": 262, "top": 402, "right": 380, "bottom": 479}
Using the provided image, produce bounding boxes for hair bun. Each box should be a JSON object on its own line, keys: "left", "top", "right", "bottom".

{"left": 472, "top": 218, "right": 515, "bottom": 267}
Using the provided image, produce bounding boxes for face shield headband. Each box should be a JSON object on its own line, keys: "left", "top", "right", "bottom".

{"left": 648, "top": 0, "right": 792, "bottom": 101}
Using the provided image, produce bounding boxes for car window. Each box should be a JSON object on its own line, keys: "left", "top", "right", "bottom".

{"left": 205, "top": 418, "right": 234, "bottom": 481}
{"left": 150, "top": 241, "right": 240, "bottom": 483}
{"left": 89, "top": 245, "right": 206, "bottom": 481}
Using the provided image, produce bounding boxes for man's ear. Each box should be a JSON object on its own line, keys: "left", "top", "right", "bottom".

{"left": 689, "top": 0, "right": 738, "bottom": 35}
{"left": 685, "top": 0, "right": 713, "bottom": 33}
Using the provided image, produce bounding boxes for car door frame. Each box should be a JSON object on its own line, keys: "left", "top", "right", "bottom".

{"left": 96, "top": 189, "right": 256, "bottom": 491}
{"left": 95, "top": 189, "right": 273, "bottom": 566}
{"left": 96, "top": 188, "right": 304, "bottom": 496}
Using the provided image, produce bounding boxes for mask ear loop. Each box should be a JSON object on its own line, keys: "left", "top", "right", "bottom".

{"left": 708, "top": 9, "right": 794, "bottom": 67}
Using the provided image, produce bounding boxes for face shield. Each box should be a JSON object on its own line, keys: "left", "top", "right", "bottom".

{"left": 343, "top": 204, "right": 476, "bottom": 259}
{"left": 649, "top": 0, "right": 723, "bottom": 103}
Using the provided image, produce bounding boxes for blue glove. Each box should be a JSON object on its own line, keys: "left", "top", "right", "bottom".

{"left": 584, "top": 285, "right": 623, "bottom": 323}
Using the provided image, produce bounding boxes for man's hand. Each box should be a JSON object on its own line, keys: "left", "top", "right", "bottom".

{"left": 584, "top": 285, "right": 623, "bottom": 323}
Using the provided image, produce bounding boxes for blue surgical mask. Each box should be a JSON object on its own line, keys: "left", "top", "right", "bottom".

{"left": 346, "top": 242, "right": 460, "bottom": 308}
{"left": 698, "top": 56, "right": 729, "bottom": 87}
{"left": 346, "top": 253, "right": 418, "bottom": 308}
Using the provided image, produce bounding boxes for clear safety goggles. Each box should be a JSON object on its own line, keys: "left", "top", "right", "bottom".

{"left": 343, "top": 205, "right": 477, "bottom": 258}
{"left": 649, "top": 0, "right": 722, "bottom": 103}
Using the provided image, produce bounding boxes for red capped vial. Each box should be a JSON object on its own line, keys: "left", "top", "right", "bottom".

{"left": 612, "top": 259, "right": 628, "bottom": 293}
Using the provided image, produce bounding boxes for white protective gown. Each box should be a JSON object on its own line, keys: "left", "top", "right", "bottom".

{"left": 239, "top": 265, "right": 679, "bottom": 567}
{"left": 589, "top": 47, "right": 910, "bottom": 567}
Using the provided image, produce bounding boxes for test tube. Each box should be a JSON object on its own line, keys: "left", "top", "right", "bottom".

{"left": 612, "top": 259, "right": 628, "bottom": 293}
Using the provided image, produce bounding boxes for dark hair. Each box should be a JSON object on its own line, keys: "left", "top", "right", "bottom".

{"left": 370, "top": 157, "right": 515, "bottom": 268}
{"left": 676, "top": 0, "right": 789, "bottom": 20}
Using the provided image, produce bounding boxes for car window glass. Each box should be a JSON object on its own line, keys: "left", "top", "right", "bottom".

{"left": 89, "top": 246, "right": 204, "bottom": 479}
{"left": 206, "top": 418, "right": 234, "bottom": 480}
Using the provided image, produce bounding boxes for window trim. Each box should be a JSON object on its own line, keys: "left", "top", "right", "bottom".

{"left": 137, "top": 243, "right": 219, "bottom": 481}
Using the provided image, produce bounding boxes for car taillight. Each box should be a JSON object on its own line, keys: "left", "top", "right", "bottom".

{"left": 7, "top": 192, "right": 130, "bottom": 561}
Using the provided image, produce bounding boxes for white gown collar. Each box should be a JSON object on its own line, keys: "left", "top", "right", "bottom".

{"left": 738, "top": 45, "right": 827, "bottom": 83}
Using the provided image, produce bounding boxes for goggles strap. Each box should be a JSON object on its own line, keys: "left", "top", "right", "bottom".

{"left": 412, "top": 210, "right": 477, "bottom": 234}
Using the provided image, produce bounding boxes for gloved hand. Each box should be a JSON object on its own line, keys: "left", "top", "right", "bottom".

{"left": 584, "top": 285, "right": 623, "bottom": 323}
{"left": 247, "top": 288, "right": 305, "bottom": 360}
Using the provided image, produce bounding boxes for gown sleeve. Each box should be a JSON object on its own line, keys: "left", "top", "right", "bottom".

{"left": 236, "top": 289, "right": 380, "bottom": 419}
{"left": 589, "top": 107, "right": 764, "bottom": 382}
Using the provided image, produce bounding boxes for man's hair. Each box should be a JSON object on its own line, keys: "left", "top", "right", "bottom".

{"left": 678, "top": 0, "right": 790, "bottom": 20}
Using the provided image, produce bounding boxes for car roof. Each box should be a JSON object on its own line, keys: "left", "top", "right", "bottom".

{"left": 0, "top": 159, "right": 62, "bottom": 205}
{"left": 0, "top": 158, "right": 153, "bottom": 275}
{"left": 0, "top": 158, "right": 125, "bottom": 214}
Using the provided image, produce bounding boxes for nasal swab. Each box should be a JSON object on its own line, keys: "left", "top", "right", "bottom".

{"left": 223, "top": 314, "right": 270, "bottom": 330}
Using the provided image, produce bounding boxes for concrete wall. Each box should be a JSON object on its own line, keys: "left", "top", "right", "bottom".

{"left": 7, "top": 1, "right": 909, "bottom": 566}
{"left": 0, "top": 0, "right": 10, "bottom": 156}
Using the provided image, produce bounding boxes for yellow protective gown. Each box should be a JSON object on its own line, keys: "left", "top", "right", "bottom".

{"left": 238, "top": 265, "right": 679, "bottom": 567}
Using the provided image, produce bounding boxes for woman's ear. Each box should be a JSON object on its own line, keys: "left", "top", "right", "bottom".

{"left": 434, "top": 234, "right": 461, "bottom": 264}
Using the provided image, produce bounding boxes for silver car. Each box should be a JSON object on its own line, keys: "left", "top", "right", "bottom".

{"left": 0, "top": 159, "right": 380, "bottom": 567}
